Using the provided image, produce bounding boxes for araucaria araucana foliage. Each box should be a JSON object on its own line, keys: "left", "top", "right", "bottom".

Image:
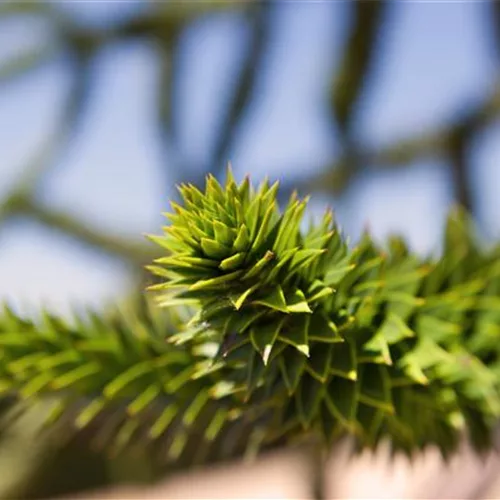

{"left": 0, "top": 167, "right": 499, "bottom": 463}
{"left": 149, "top": 167, "right": 500, "bottom": 457}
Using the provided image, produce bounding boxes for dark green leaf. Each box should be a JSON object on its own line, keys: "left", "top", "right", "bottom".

{"left": 279, "top": 347, "right": 307, "bottom": 394}
{"left": 253, "top": 285, "right": 288, "bottom": 313}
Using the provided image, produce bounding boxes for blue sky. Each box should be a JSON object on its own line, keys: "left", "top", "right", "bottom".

{"left": 0, "top": 1, "right": 499, "bottom": 315}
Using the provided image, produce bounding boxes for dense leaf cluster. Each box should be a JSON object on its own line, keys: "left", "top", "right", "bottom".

{"left": 0, "top": 168, "right": 499, "bottom": 462}
{"left": 150, "top": 168, "right": 500, "bottom": 457}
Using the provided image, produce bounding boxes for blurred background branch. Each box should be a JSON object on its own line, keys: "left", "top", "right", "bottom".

{"left": 210, "top": 0, "right": 272, "bottom": 174}
{"left": 284, "top": 81, "right": 500, "bottom": 201}
{"left": 330, "top": 0, "right": 387, "bottom": 138}
{"left": 1, "top": 0, "right": 499, "bottom": 263}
